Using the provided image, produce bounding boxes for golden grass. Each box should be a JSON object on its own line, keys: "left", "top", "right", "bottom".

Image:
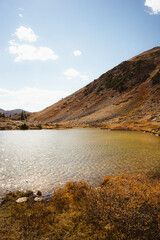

{"left": 0, "top": 174, "right": 160, "bottom": 239}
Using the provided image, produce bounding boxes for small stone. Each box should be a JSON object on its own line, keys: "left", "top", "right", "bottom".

{"left": 36, "top": 190, "right": 42, "bottom": 196}
{"left": 16, "top": 197, "right": 28, "bottom": 203}
{"left": 34, "top": 197, "right": 42, "bottom": 202}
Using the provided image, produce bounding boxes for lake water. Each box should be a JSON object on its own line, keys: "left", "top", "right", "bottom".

{"left": 0, "top": 129, "right": 160, "bottom": 196}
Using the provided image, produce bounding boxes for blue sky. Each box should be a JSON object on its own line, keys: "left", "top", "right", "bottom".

{"left": 0, "top": 0, "right": 160, "bottom": 111}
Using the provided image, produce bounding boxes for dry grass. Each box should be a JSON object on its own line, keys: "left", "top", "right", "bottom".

{"left": 0, "top": 174, "right": 160, "bottom": 239}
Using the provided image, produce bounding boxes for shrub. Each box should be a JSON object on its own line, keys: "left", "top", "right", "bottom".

{"left": 20, "top": 123, "right": 29, "bottom": 130}
{"left": 37, "top": 124, "right": 42, "bottom": 129}
{"left": 1, "top": 175, "right": 160, "bottom": 240}
{"left": 96, "top": 86, "right": 103, "bottom": 95}
{"left": 0, "top": 113, "right": 5, "bottom": 118}
{"left": 101, "top": 176, "right": 110, "bottom": 185}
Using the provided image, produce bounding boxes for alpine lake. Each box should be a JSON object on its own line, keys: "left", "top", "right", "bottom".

{"left": 0, "top": 128, "right": 160, "bottom": 197}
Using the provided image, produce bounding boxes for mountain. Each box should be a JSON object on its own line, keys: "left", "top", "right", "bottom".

{"left": 29, "top": 47, "right": 160, "bottom": 129}
{"left": 0, "top": 109, "right": 27, "bottom": 117}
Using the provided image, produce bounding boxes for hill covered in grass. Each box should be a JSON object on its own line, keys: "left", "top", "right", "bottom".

{"left": 29, "top": 47, "right": 160, "bottom": 133}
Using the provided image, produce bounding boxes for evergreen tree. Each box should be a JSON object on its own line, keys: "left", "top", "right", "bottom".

{"left": 21, "top": 111, "right": 25, "bottom": 120}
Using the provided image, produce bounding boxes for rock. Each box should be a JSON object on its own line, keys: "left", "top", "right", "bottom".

{"left": 16, "top": 197, "right": 28, "bottom": 203}
{"left": 34, "top": 197, "right": 42, "bottom": 202}
{"left": 36, "top": 190, "right": 42, "bottom": 196}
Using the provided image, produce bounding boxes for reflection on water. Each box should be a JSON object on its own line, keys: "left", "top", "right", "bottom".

{"left": 0, "top": 129, "right": 160, "bottom": 196}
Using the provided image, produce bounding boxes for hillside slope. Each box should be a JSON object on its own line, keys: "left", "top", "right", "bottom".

{"left": 29, "top": 47, "right": 160, "bottom": 129}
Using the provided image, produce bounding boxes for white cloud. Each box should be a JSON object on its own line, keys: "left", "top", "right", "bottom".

{"left": 63, "top": 68, "right": 80, "bottom": 78}
{"left": 144, "top": 0, "right": 160, "bottom": 14}
{"left": 74, "top": 50, "right": 82, "bottom": 56}
{"left": 63, "top": 68, "right": 90, "bottom": 81}
{"left": 80, "top": 75, "right": 89, "bottom": 81}
{"left": 14, "top": 26, "right": 38, "bottom": 42}
{"left": 9, "top": 40, "right": 59, "bottom": 62}
{"left": 0, "top": 87, "right": 69, "bottom": 112}
{"left": 18, "top": 14, "right": 23, "bottom": 18}
{"left": 18, "top": 8, "right": 24, "bottom": 11}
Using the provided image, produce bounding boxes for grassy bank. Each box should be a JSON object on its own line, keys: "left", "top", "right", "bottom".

{"left": 0, "top": 174, "right": 160, "bottom": 240}
{"left": 0, "top": 117, "right": 160, "bottom": 136}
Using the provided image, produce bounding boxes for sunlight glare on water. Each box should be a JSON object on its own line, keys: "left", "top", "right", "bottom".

{"left": 0, "top": 129, "right": 160, "bottom": 196}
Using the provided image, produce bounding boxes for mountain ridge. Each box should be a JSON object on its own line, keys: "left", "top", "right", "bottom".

{"left": 0, "top": 109, "right": 27, "bottom": 117}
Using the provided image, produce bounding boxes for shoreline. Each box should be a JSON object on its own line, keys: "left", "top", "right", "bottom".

{"left": 0, "top": 119, "right": 160, "bottom": 136}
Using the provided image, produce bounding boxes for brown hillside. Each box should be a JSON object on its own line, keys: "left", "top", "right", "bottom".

{"left": 29, "top": 47, "right": 160, "bottom": 130}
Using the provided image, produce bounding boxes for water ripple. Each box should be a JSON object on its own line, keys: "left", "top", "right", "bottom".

{"left": 0, "top": 129, "right": 160, "bottom": 196}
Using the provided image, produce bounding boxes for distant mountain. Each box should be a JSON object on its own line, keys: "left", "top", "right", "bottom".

{"left": 29, "top": 47, "right": 160, "bottom": 126}
{"left": 0, "top": 109, "right": 27, "bottom": 117}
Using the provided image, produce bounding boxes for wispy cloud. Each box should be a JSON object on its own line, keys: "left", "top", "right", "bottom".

{"left": 74, "top": 50, "right": 82, "bottom": 56}
{"left": 63, "top": 68, "right": 80, "bottom": 79}
{"left": 0, "top": 87, "right": 69, "bottom": 112}
{"left": 63, "top": 68, "right": 90, "bottom": 81}
{"left": 18, "top": 8, "right": 24, "bottom": 11}
{"left": 80, "top": 75, "right": 89, "bottom": 81}
{"left": 14, "top": 26, "right": 38, "bottom": 42}
{"left": 9, "top": 40, "right": 59, "bottom": 62}
{"left": 144, "top": 0, "right": 160, "bottom": 14}
{"left": 18, "top": 14, "right": 23, "bottom": 18}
